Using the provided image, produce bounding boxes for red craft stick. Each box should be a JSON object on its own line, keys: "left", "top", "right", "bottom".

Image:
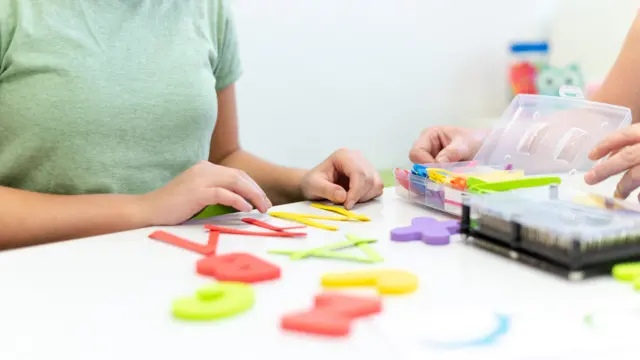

{"left": 204, "top": 224, "right": 306, "bottom": 237}
{"left": 205, "top": 231, "right": 220, "bottom": 256}
{"left": 149, "top": 230, "right": 214, "bottom": 255}
{"left": 241, "top": 218, "right": 306, "bottom": 232}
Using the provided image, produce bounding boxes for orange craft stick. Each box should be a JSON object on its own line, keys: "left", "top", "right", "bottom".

{"left": 204, "top": 224, "right": 306, "bottom": 238}
{"left": 241, "top": 218, "right": 306, "bottom": 232}
{"left": 149, "top": 230, "right": 215, "bottom": 255}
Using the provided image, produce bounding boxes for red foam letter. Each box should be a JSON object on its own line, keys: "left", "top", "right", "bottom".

{"left": 197, "top": 253, "right": 281, "bottom": 283}
{"left": 280, "top": 293, "right": 382, "bottom": 337}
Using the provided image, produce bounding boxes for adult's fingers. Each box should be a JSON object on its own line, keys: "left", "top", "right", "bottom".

{"left": 434, "top": 129, "right": 488, "bottom": 163}
{"left": 584, "top": 142, "right": 640, "bottom": 185}
{"left": 614, "top": 166, "right": 640, "bottom": 200}
{"left": 409, "top": 129, "right": 438, "bottom": 164}
{"left": 435, "top": 136, "right": 472, "bottom": 163}
{"left": 589, "top": 126, "right": 640, "bottom": 161}
{"left": 206, "top": 187, "right": 253, "bottom": 212}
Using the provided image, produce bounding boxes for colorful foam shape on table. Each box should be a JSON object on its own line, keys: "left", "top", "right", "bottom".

{"left": 149, "top": 230, "right": 218, "bottom": 256}
{"left": 390, "top": 217, "right": 460, "bottom": 245}
{"left": 321, "top": 269, "right": 418, "bottom": 295}
{"left": 172, "top": 282, "right": 255, "bottom": 321}
{"left": 197, "top": 253, "right": 281, "bottom": 283}
{"left": 612, "top": 262, "right": 640, "bottom": 282}
{"left": 280, "top": 293, "right": 382, "bottom": 337}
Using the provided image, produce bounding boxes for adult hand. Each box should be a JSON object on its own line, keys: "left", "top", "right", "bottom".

{"left": 409, "top": 126, "right": 489, "bottom": 164}
{"left": 140, "top": 161, "right": 272, "bottom": 226}
{"left": 300, "top": 149, "right": 384, "bottom": 209}
{"left": 585, "top": 124, "right": 640, "bottom": 200}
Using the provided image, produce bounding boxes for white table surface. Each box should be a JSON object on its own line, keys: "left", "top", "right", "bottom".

{"left": 1, "top": 176, "right": 639, "bottom": 360}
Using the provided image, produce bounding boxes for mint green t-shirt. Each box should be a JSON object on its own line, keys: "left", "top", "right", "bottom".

{"left": 0, "top": 0, "right": 242, "bottom": 195}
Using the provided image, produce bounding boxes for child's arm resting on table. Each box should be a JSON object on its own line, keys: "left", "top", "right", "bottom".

{"left": 0, "top": 160, "right": 273, "bottom": 249}
{"left": 592, "top": 11, "right": 640, "bottom": 120}
{"left": 0, "top": 186, "right": 149, "bottom": 249}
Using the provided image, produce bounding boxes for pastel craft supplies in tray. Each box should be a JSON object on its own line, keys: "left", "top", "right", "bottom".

{"left": 460, "top": 184, "right": 640, "bottom": 280}
{"left": 395, "top": 86, "right": 632, "bottom": 216}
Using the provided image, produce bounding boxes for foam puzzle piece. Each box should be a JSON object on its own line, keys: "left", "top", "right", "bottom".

{"left": 315, "top": 292, "right": 382, "bottom": 317}
{"left": 390, "top": 217, "right": 460, "bottom": 245}
{"left": 612, "top": 262, "right": 640, "bottom": 282}
{"left": 280, "top": 293, "right": 382, "bottom": 337}
{"left": 197, "top": 253, "right": 281, "bottom": 283}
{"left": 321, "top": 269, "right": 418, "bottom": 295}
{"left": 172, "top": 282, "right": 255, "bottom": 321}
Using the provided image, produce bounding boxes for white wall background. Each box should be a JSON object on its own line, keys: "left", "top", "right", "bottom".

{"left": 231, "top": 0, "right": 637, "bottom": 170}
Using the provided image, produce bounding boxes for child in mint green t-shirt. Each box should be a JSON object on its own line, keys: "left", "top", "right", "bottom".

{"left": 0, "top": 0, "right": 384, "bottom": 249}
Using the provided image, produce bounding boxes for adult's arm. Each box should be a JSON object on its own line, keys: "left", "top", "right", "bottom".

{"left": 0, "top": 187, "right": 149, "bottom": 249}
{"left": 208, "top": 84, "right": 308, "bottom": 206}
{"left": 591, "top": 11, "right": 640, "bottom": 120}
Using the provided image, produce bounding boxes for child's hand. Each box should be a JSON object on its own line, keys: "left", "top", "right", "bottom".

{"left": 409, "top": 126, "right": 489, "bottom": 164}
{"left": 300, "top": 149, "right": 383, "bottom": 209}
{"left": 140, "top": 161, "right": 271, "bottom": 226}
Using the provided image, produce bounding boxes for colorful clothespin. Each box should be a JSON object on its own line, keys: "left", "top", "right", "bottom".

{"left": 268, "top": 234, "right": 383, "bottom": 263}
{"left": 426, "top": 168, "right": 453, "bottom": 184}
{"left": 268, "top": 203, "right": 370, "bottom": 231}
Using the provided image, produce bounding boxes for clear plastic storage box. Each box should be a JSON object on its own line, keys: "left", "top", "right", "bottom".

{"left": 395, "top": 87, "right": 633, "bottom": 216}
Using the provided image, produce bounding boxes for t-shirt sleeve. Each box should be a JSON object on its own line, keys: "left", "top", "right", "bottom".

{"left": 211, "top": 0, "right": 243, "bottom": 91}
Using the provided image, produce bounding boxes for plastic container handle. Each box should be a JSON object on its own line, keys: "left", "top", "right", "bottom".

{"left": 558, "top": 85, "right": 584, "bottom": 99}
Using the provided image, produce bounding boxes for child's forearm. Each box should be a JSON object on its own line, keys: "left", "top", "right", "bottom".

{"left": 218, "top": 149, "right": 308, "bottom": 205}
{"left": 591, "top": 12, "right": 640, "bottom": 121}
{"left": 0, "top": 186, "right": 150, "bottom": 249}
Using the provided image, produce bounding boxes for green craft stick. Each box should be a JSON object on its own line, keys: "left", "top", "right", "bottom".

{"left": 612, "top": 262, "right": 640, "bottom": 282}
{"left": 346, "top": 234, "right": 384, "bottom": 262}
{"left": 268, "top": 249, "right": 379, "bottom": 263}
{"left": 468, "top": 176, "right": 561, "bottom": 194}
{"left": 288, "top": 239, "right": 374, "bottom": 260}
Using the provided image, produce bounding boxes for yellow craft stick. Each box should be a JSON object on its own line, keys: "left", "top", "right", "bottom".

{"left": 311, "top": 203, "right": 370, "bottom": 221}
{"left": 269, "top": 203, "right": 370, "bottom": 231}
{"left": 268, "top": 212, "right": 339, "bottom": 231}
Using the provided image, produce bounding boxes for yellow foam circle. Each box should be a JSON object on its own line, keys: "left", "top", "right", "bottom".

{"left": 321, "top": 269, "right": 418, "bottom": 295}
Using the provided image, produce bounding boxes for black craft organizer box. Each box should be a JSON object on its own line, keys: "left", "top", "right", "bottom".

{"left": 459, "top": 194, "right": 640, "bottom": 281}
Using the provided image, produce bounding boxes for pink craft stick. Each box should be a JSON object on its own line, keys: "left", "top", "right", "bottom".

{"left": 204, "top": 224, "right": 306, "bottom": 238}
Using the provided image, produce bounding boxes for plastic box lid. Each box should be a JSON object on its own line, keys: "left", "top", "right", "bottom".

{"left": 472, "top": 86, "right": 632, "bottom": 175}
